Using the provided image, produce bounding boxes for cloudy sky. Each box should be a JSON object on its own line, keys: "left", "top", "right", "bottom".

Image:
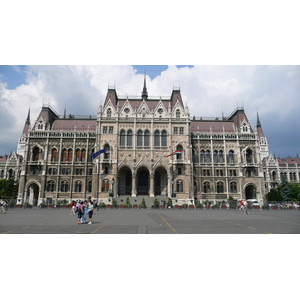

{"left": 0, "top": 65, "right": 299, "bottom": 158}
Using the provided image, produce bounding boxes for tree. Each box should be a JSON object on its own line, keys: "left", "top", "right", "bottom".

{"left": 279, "top": 177, "right": 290, "bottom": 202}
{"left": 290, "top": 183, "right": 300, "bottom": 202}
{"left": 0, "top": 179, "right": 19, "bottom": 199}
{"left": 265, "top": 188, "right": 283, "bottom": 202}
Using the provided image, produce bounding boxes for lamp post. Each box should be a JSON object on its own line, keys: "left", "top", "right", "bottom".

{"left": 111, "top": 178, "right": 115, "bottom": 198}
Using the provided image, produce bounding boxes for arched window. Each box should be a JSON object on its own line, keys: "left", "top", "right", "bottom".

{"left": 60, "top": 180, "right": 69, "bottom": 192}
{"left": 216, "top": 181, "right": 224, "bottom": 193}
{"left": 176, "top": 109, "right": 180, "bottom": 119}
{"left": 47, "top": 180, "right": 56, "bottom": 192}
{"left": 101, "top": 179, "right": 109, "bottom": 192}
{"left": 120, "top": 130, "right": 125, "bottom": 146}
{"left": 229, "top": 181, "right": 237, "bottom": 193}
{"left": 0, "top": 170, "right": 4, "bottom": 178}
{"left": 213, "top": 150, "right": 218, "bottom": 163}
{"left": 205, "top": 150, "right": 211, "bottom": 163}
{"left": 228, "top": 150, "right": 234, "bottom": 164}
{"left": 144, "top": 130, "right": 150, "bottom": 146}
{"left": 203, "top": 181, "right": 211, "bottom": 193}
{"left": 75, "top": 180, "right": 82, "bottom": 192}
{"left": 200, "top": 150, "right": 205, "bottom": 163}
{"left": 218, "top": 150, "right": 224, "bottom": 163}
{"left": 62, "top": 149, "right": 67, "bottom": 162}
{"left": 161, "top": 130, "right": 167, "bottom": 146}
{"left": 176, "top": 145, "right": 183, "bottom": 159}
{"left": 104, "top": 144, "right": 110, "bottom": 159}
{"left": 127, "top": 130, "right": 132, "bottom": 147}
{"left": 137, "top": 130, "right": 143, "bottom": 147}
{"left": 81, "top": 149, "right": 86, "bottom": 162}
{"left": 107, "top": 108, "right": 112, "bottom": 118}
{"left": 176, "top": 180, "right": 184, "bottom": 193}
{"left": 271, "top": 171, "right": 277, "bottom": 180}
{"left": 154, "top": 130, "right": 160, "bottom": 146}
{"left": 246, "top": 149, "right": 252, "bottom": 163}
{"left": 32, "top": 147, "right": 39, "bottom": 161}
{"left": 75, "top": 149, "right": 81, "bottom": 162}
{"left": 87, "top": 181, "right": 92, "bottom": 193}
{"left": 51, "top": 148, "right": 58, "bottom": 162}
{"left": 68, "top": 149, "right": 73, "bottom": 162}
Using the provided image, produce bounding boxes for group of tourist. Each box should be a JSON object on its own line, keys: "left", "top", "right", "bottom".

{"left": 70, "top": 199, "right": 98, "bottom": 224}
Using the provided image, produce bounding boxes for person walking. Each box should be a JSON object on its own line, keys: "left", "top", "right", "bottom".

{"left": 70, "top": 200, "right": 75, "bottom": 215}
{"left": 0, "top": 200, "right": 6, "bottom": 214}
{"left": 0, "top": 200, "right": 7, "bottom": 214}
{"left": 77, "top": 201, "right": 84, "bottom": 224}
{"left": 243, "top": 199, "right": 249, "bottom": 215}
{"left": 81, "top": 200, "right": 88, "bottom": 223}
{"left": 87, "top": 200, "right": 94, "bottom": 224}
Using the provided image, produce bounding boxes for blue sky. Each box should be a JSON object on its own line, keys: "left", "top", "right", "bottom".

{"left": 0, "top": 65, "right": 299, "bottom": 158}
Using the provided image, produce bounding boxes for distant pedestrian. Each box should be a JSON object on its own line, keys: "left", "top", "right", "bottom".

{"left": 70, "top": 200, "right": 75, "bottom": 215}
{"left": 87, "top": 200, "right": 94, "bottom": 224}
{"left": 0, "top": 200, "right": 7, "bottom": 214}
{"left": 239, "top": 200, "right": 244, "bottom": 210}
{"left": 81, "top": 200, "right": 88, "bottom": 223}
{"left": 93, "top": 200, "right": 98, "bottom": 212}
{"left": 243, "top": 200, "right": 249, "bottom": 215}
{"left": 77, "top": 201, "right": 84, "bottom": 224}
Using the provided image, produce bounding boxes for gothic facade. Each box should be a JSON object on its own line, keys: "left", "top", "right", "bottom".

{"left": 1, "top": 78, "right": 299, "bottom": 205}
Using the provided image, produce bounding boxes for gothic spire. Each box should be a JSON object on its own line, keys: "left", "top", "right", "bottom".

{"left": 141, "top": 72, "right": 148, "bottom": 99}
{"left": 256, "top": 111, "right": 261, "bottom": 127}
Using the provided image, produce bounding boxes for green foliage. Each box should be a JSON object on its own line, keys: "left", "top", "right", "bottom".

{"left": 0, "top": 179, "right": 19, "bottom": 199}
{"left": 112, "top": 199, "right": 118, "bottom": 207}
{"left": 153, "top": 198, "right": 159, "bottom": 206}
{"left": 140, "top": 198, "right": 146, "bottom": 208}
{"left": 280, "top": 178, "right": 290, "bottom": 202}
{"left": 167, "top": 198, "right": 173, "bottom": 207}
{"left": 265, "top": 188, "right": 283, "bottom": 202}
{"left": 181, "top": 203, "right": 188, "bottom": 208}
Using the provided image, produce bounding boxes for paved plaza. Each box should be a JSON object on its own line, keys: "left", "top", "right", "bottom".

{"left": 1, "top": 207, "right": 300, "bottom": 234}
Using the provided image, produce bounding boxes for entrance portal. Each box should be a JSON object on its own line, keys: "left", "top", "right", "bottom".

{"left": 27, "top": 183, "right": 40, "bottom": 206}
{"left": 137, "top": 168, "right": 149, "bottom": 195}
{"left": 118, "top": 167, "right": 132, "bottom": 196}
{"left": 245, "top": 184, "right": 256, "bottom": 199}
{"left": 154, "top": 167, "right": 168, "bottom": 196}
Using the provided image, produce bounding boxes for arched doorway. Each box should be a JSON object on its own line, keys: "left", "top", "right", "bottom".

{"left": 137, "top": 167, "right": 149, "bottom": 195}
{"left": 154, "top": 167, "right": 168, "bottom": 196}
{"left": 118, "top": 166, "right": 132, "bottom": 196}
{"left": 27, "top": 182, "right": 40, "bottom": 206}
{"left": 245, "top": 184, "right": 256, "bottom": 199}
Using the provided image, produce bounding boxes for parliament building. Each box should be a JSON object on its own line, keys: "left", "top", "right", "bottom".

{"left": 1, "top": 77, "right": 299, "bottom": 206}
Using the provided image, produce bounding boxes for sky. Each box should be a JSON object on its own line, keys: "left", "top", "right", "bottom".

{"left": 0, "top": 65, "right": 299, "bottom": 158}
{"left": 1, "top": 1, "right": 299, "bottom": 295}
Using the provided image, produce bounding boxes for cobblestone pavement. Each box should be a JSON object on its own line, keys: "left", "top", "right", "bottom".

{"left": 1, "top": 207, "right": 300, "bottom": 234}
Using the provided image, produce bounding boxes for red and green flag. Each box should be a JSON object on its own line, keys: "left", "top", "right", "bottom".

{"left": 166, "top": 150, "right": 182, "bottom": 157}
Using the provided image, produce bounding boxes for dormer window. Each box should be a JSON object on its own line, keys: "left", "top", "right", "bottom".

{"left": 158, "top": 108, "right": 163, "bottom": 114}
{"left": 107, "top": 108, "right": 112, "bottom": 118}
{"left": 242, "top": 122, "right": 248, "bottom": 132}
{"left": 176, "top": 109, "right": 180, "bottom": 119}
{"left": 37, "top": 121, "right": 44, "bottom": 130}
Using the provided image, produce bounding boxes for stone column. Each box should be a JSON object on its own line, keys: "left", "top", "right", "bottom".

{"left": 149, "top": 174, "right": 154, "bottom": 197}
{"left": 132, "top": 174, "right": 137, "bottom": 197}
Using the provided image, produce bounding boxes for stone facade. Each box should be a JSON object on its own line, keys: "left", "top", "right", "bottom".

{"left": 1, "top": 79, "right": 298, "bottom": 206}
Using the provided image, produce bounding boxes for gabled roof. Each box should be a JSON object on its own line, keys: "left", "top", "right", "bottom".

{"left": 51, "top": 119, "right": 97, "bottom": 131}
{"left": 190, "top": 120, "right": 235, "bottom": 133}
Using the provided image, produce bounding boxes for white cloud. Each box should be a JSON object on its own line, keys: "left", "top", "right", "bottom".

{"left": 0, "top": 65, "right": 299, "bottom": 157}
